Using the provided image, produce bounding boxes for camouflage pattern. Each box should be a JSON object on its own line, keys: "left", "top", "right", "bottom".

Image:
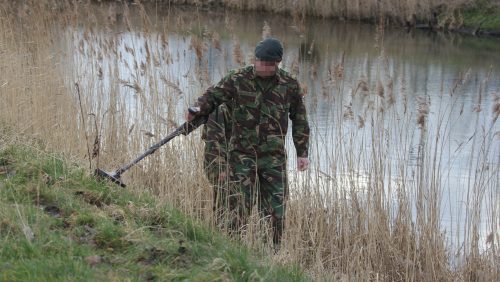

{"left": 196, "top": 65, "right": 310, "bottom": 241}
{"left": 202, "top": 104, "right": 232, "bottom": 225}
{"left": 202, "top": 104, "right": 231, "bottom": 185}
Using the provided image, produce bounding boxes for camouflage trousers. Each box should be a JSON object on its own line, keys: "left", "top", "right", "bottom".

{"left": 227, "top": 151, "right": 288, "bottom": 244}
{"left": 204, "top": 148, "right": 288, "bottom": 244}
{"left": 203, "top": 152, "right": 229, "bottom": 219}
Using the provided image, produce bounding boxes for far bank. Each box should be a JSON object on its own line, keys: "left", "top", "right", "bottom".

{"left": 164, "top": 0, "right": 500, "bottom": 38}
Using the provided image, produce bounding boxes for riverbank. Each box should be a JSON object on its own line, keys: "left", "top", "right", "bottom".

{"left": 0, "top": 127, "right": 305, "bottom": 281}
{"left": 166, "top": 0, "right": 500, "bottom": 37}
{"left": 459, "top": 3, "right": 500, "bottom": 36}
{"left": 1, "top": 1, "right": 498, "bottom": 280}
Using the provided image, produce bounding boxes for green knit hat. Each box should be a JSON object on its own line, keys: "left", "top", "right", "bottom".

{"left": 254, "top": 38, "right": 283, "bottom": 62}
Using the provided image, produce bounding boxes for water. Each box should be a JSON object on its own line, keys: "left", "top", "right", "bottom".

{"left": 65, "top": 3, "right": 499, "bottom": 252}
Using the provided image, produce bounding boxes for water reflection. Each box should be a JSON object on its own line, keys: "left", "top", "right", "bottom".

{"left": 68, "top": 3, "right": 499, "bottom": 251}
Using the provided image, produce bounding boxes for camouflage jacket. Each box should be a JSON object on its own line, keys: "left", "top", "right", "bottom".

{"left": 202, "top": 104, "right": 231, "bottom": 168}
{"left": 196, "top": 65, "right": 309, "bottom": 158}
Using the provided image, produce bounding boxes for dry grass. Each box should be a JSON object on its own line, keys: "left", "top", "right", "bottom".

{"left": 1, "top": 1, "right": 498, "bottom": 281}
{"left": 170, "top": 0, "right": 473, "bottom": 26}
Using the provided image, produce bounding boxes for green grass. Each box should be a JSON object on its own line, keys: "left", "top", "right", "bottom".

{"left": 462, "top": 10, "right": 500, "bottom": 31}
{"left": 0, "top": 143, "right": 306, "bottom": 281}
{"left": 461, "top": 1, "right": 500, "bottom": 31}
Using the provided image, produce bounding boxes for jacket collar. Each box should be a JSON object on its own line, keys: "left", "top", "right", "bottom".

{"left": 250, "top": 65, "right": 281, "bottom": 84}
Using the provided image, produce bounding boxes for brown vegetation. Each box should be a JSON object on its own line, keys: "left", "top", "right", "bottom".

{"left": 1, "top": 1, "right": 498, "bottom": 281}
{"left": 169, "top": 0, "right": 472, "bottom": 27}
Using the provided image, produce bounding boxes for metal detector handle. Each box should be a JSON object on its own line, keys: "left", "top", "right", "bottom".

{"left": 181, "top": 107, "right": 208, "bottom": 135}
{"left": 114, "top": 112, "right": 208, "bottom": 177}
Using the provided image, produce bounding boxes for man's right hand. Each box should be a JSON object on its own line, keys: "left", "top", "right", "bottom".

{"left": 186, "top": 106, "right": 200, "bottom": 121}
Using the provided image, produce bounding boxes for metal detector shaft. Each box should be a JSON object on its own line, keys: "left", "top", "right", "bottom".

{"left": 113, "top": 114, "right": 208, "bottom": 178}
{"left": 95, "top": 108, "right": 207, "bottom": 187}
{"left": 113, "top": 129, "right": 181, "bottom": 177}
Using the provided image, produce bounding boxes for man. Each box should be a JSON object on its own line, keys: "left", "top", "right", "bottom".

{"left": 188, "top": 38, "right": 310, "bottom": 244}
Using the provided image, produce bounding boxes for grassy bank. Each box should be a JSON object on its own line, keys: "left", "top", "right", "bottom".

{"left": 0, "top": 130, "right": 305, "bottom": 281}
{"left": 460, "top": 1, "right": 500, "bottom": 35}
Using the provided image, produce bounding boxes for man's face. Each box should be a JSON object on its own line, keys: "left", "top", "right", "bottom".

{"left": 255, "top": 59, "right": 278, "bottom": 77}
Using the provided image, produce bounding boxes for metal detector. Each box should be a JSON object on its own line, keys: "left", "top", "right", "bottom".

{"left": 95, "top": 108, "right": 208, "bottom": 187}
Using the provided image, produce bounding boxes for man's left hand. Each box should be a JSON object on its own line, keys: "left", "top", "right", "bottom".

{"left": 297, "top": 157, "right": 309, "bottom": 171}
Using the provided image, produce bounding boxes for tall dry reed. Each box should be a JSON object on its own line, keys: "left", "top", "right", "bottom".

{"left": 0, "top": 1, "right": 498, "bottom": 281}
